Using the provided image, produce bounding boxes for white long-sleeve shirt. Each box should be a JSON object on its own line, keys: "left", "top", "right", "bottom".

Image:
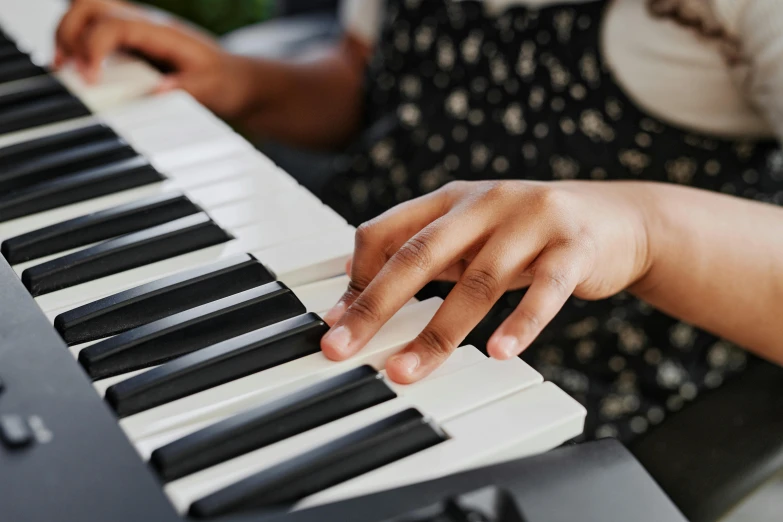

{"left": 341, "top": 0, "right": 783, "bottom": 141}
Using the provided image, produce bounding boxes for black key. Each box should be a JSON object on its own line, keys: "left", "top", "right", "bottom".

{"left": 188, "top": 409, "right": 446, "bottom": 518}
{"left": 0, "top": 415, "right": 34, "bottom": 449}
{"left": 54, "top": 254, "right": 276, "bottom": 345}
{"left": 2, "top": 189, "right": 194, "bottom": 263}
{"left": 106, "top": 312, "right": 328, "bottom": 418}
{"left": 22, "top": 213, "right": 231, "bottom": 297}
{"left": 0, "top": 77, "right": 65, "bottom": 113}
{"left": 150, "top": 365, "right": 396, "bottom": 481}
{"left": 0, "top": 157, "right": 164, "bottom": 224}
{"left": 0, "top": 134, "right": 137, "bottom": 193}
{"left": 0, "top": 94, "right": 90, "bottom": 136}
{"left": 0, "top": 57, "right": 45, "bottom": 83}
{"left": 79, "top": 282, "right": 307, "bottom": 380}
{"left": 0, "top": 123, "right": 115, "bottom": 168}
{"left": 0, "top": 45, "right": 28, "bottom": 63}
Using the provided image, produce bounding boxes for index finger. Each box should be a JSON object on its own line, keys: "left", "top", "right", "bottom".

{"left": 322, "top": 188, "right": 452, "bottom": 326}
{"left": 320, "top": 211, "right": 489, "bottom": 361}
{"left": 55, "top": 0, "right": 106, "bottom": 63}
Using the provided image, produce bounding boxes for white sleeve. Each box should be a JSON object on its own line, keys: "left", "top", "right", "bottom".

{"left": 340, "top": 0, "right": 385, "bottom": 45}
{"left": 716, "top": 0, "right": 783, "bottom": 141}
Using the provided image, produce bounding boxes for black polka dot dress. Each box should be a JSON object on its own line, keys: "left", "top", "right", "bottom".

{"left": 320, "top": 0, "right": 783, "bottom": 443}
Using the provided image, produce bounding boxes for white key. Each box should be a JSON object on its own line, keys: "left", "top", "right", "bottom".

{"left": 121, "top": 298, "right": 443, "bottom": 444}
{"left": 299, "top": 382, "right": 586, "bottom": 510}
{"left": 44, "top": 225, "right": 357, "bottom": 321}
{"left": 35, "top": 217, "right": 352, "bottom": 313}
{"left": 149, "top": 135, "right": 252, "bottom": 174}
{"left": 293, "top": 275, "right": 350, "bottom": 315}
{"left": 207, "top": 190, "right": 344, "bottom": 233}
{"left": 2, "top": 0, "right": 66, "bottom": 65}
{"left": 185, "top": 173, "right": 299, "bottom": 211}
{"left": 120, "top": 113, "right": 237, "bottom": 159}
{"left": 54, "top": 56, "right": 161, "bottom": 112}
{"left": 0, "top": 146, "right": 281, "bottom": 241}
{"left": 163, "top": 355, "right": 542, "bottom": 513}
{"left": 9, "top": 173, "right": 300, "bottom": 274}
{"left": 259, "top": 226, "right": 355, "bottom": 288}
{"left": 0, "top": 90, "right": 225, "bottom": 150}
{"left": 102, "top": 91, "right": 223, "bottom": 135}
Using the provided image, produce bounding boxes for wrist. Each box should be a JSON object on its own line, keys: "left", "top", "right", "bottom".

{"left": 213, "top": 54, "right": 259, "bottom": 120}
{"left": 627, "top": 182, "right": 672, "bottom": 297}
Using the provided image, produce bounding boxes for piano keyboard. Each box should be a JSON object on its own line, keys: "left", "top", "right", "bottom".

{"left": 0, "top": 6, "right": 586, "bottom": 519}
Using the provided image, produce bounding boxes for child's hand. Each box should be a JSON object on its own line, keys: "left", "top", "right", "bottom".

{"left": 321, "top": 180, "right": 654, "bottom": 383}
{"left": 55, "top": 0, "right": 253, "bottom": 117}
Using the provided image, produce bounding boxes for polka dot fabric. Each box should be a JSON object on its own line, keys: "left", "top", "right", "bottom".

{"left": 321, "top": 0, "right": 783, "bottom": 443}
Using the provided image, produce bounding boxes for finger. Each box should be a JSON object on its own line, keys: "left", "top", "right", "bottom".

{"left": 56, "top": 1, "right": 102, "bottom": 61}
{"left": 487, "top": 247, "right": 583, "bottom": 360}
{"left": 321, "top": 211, "right": 490, "bottom": 361}
{"left": 79, "top": 17, "right": 127, "bottom": 82}
{"left": 322, "top": 189, "right": 452, "bottom": 326}
{"left": 80, "top": 17, "right": 211, "bottom": 83}
{"left": 53, "top": 47, "right": 65, "bottom": 69}
{"left": 386, "top": 233, "right": 544, "bottom": 383}
{"left": 151, "top": 75, "right": 180, "bottom": 94}
{"left": 433, "top": 261, "right": 468, "bottom": 282}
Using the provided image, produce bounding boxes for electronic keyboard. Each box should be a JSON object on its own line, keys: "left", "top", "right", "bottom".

{"left": 0, "top": 4, "right": 590, "bottom": 521}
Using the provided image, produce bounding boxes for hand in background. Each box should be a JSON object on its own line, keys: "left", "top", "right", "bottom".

{"left": 321, "top": 180, "right": 653, "bottom": 384}
{"left": 54, "top": 0, "right": 252, "bottom": 118}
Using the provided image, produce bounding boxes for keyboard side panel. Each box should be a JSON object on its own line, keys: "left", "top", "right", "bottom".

{"left": 0, "top": 255, "right": 180, "bottom": 522}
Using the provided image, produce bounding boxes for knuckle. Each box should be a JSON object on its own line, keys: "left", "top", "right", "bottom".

{"left": 345, "top": 293, "right": 384, "bottom": 325}
{"left": 538, "top": 267, "right": 573, "bottom": 296}
{"left": 394, "top": 234, "right": 435, "bottom": 273}
{"left": 439, "top": 180, "right": 472, "bottom": 208}
{"left": 480, "top": 180, "right": 512, "bottom": 200}
{"left": 354, "top": 221, "right": 378, "bottom": 249}
{"left": 529, "top": 185, "right": 571, "bottom": 215}
{"left": 460, "top": 266, "right": 501, "bottom": 304}
{"left": 416, "top": 326, "right": 455, "bottom": 359}
{"left": 344, "top": 279, "right": 364, "bottom": 299}
{"left": 346, "top": 276, "right": 371, "bottom": 297}
{"left": 441, "top": 180, "right": 469, "bottom": 196}
{"left": 515, "top": 307, "right": 542, "bottom": 331}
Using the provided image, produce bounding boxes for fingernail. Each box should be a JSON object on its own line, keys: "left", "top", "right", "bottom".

{"left": 156, "top": 77, "right": 177, "bottom": 92}
{"left": 389, "top": 352, "right": 420, "bottom": 377}
{"left": 323, "top": 325, "right": 352, "bottom": 357}
{"left": 322, "top": 302, "right": 346, "bottom": 326}
{"left": 495, "top": 336, "right": 520, "bottom": 359}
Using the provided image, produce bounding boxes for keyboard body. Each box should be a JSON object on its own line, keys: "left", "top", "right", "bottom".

{"left": 260, "top": 440, "right": 688, "bottom": 522}
{"left": 0, "top": 254, "right": 180, "bottom": 522}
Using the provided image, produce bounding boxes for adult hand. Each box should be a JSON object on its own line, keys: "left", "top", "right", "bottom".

{"left": 321, "top": 180, "right": 654, "bottom": 383}
{"left": 54, "top": 0, "right": 252, "bottom": 117}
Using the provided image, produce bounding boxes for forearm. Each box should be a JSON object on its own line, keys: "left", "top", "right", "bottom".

{"left": 630, "top": 182, "right": 783, "bottom": 364}
{"left": 226, "top": 36, "right": 370, "bottom": 150}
